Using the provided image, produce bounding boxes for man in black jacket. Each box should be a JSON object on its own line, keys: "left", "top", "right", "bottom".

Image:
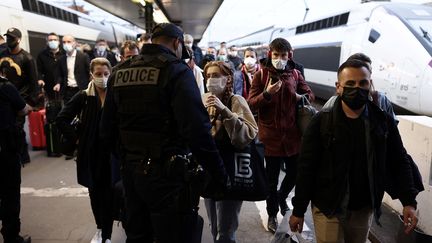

{"left": 36, "top": 32, "right": 64, "bottom": 100}
{"left": 89, "top": 39, "right": 118, "bottom": 67}
{"left": 289, "top": 60, "right": 419, "bottom": 243}
{"left": 54, "top": 34, "right": 90, "bottom": 103}
{"left": 0, "top": 27, "right": 38, "bottom": 164}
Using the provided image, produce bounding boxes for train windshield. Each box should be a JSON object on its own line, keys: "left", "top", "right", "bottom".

{"left": 386, "top": 4, "right": 432, "bottom": 56}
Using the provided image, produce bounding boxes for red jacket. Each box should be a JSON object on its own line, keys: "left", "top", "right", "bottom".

{"left": 248, "top": 65, "right": 314, "bottom": 157}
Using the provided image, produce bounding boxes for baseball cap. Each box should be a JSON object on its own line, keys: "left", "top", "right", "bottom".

{"left": 4, "top": 27, "right": 22, "bottom": 39}
{"left": 151, "top": 23, "right": 189, "bottom": 59}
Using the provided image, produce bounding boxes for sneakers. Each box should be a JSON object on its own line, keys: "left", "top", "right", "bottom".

{"left": 4, "top": 235, "right": 31, "bottom": 243}
{"left": 104, "top": 240, "right": 111, "bottom": 243}
{"left": 267, "top": 216, "right": 278, "bottom": 233}
{"left": 90, "top": 229, "right": 102, "bottom": 243}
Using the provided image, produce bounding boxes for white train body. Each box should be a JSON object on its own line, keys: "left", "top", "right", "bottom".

{"left": 229, "top": 2, "right": 432, "bottom": 116}
{"left": 0, "top": 0, "right": 139, "bottom": 56}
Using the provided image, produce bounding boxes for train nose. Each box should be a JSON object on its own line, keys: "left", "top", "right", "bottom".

{"left": 420, "top": 66, "right": 432, "bottom": 116}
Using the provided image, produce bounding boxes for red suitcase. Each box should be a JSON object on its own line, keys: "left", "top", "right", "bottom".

{"left": 28, "top": 109, "right": 46, "bottom": 150}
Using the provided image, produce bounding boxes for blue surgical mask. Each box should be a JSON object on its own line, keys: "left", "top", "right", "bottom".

{"left": 63, "top": 44, "right": 74, "bottom": 53}
{"left": 48, "top": 40, "right": 59, "bottom": 50}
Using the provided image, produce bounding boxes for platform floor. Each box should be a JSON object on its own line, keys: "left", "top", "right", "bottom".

{"left": 0, "top": 150, "right": 317, "bottom": 243}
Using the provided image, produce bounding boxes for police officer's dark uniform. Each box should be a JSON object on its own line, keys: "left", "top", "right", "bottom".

{"left": 100, "top": 23, "right": 228, "bottom": 243}
{"left": 0, "top": 67, "right": 31, "bottom": 243}
{"left": 0, "top": 28, "right": 38, "bottom": 164}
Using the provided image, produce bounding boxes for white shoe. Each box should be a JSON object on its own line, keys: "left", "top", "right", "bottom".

{"left": 105, "top": 240, "right": 111, "bottom": 243}
{"left": 90, "top": 229, "right": 102, "bottom": 243}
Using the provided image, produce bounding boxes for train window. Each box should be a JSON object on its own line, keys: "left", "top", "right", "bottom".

{"left": 46, "top": 5, "right": 52, "bottom": 17}
{"left": 368, "top": 29, "right": 381, "bottom": 43}
{"left": 62, "top": 10, "right": 68, "bottom": 22}
{"left": 39, "top": 3, "right": 46, "bottom": 16}
{"left": 340, "top": 12, "right": 349, "bottom": 25}
{"left": 30, "top": 0, "right": 38, "bottom": 12}
{"left": 72, "top": 14, "right": 78, "bottom": 24}
{"left": 21, "top": 0, "right": 30, "bottom": 11}
{"left": 56, "top": 8, "right": 62, "bottom": 19}
{"left": 334, "top": 15, "right": 340, "bottom": 26}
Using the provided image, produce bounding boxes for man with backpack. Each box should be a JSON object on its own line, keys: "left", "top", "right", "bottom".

{"left": 248, "top": 38, "right": 314, "bottom": 233}
{"left": 289, "top": 59, "right": 420, "bottom": 243}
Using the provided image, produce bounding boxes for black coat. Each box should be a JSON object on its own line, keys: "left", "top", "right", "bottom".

{"left": 56, "top": 50, "right": 90, "bottom": 92}
{"left": 56, "top": 90, "right": 108, "bottom": 188}
{"left": 36, "top": 48, "right": 64, "bottom": 99}
{"left": 292, "top": 97, "right": 419, "bottom": 220}
{"left": 89, "top": 50, "right": 118, "bottom": 67}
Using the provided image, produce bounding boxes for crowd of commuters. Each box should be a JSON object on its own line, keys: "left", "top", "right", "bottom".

{"left": 0, "top": 24, "right": 422, "bottom": 243}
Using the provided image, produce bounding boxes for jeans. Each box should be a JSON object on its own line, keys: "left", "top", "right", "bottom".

{"left": 265, "top": 155, "right": 298, "bottom": 217}
{"left": 204, "top": 199, "right": 243, "bottom": 243}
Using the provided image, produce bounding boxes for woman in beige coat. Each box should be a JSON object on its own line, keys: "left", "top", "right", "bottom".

{"left": 202, "top": 61, "right": 258, "bottom": 243}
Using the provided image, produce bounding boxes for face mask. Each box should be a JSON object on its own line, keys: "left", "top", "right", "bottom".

{"left": 63, "top": 44, "right": 74, "bottom": 53}
{"left": 93, "top": 76, "right": 108, "bottom": 89}
{"left": 341, "top": 86, "right": 369, "bottom": 110}
{"left": 244, "top": 57, "right": 256, "bottom": 68}
{"left": 7, "top": 39, "right": 18, "bottom": 49}
{"left": 206, "top": 77, "right": 227, "bottom": 95}
{"left": 217, "top": 55, "right": 227, "bottom": 61}
{"left": 272, "top": 58, "right": 287, "bottom": 70}
{"left": 97, "top": 45, "right": 106, "bottom": 53}
{"left": 229, "top": 51, "right": 238, "bottom": 56}
{"left": 184, "top": 58, "right": 190, "bottom": 63}
{"left": 48, "top": 40, "right": 59, "bottom": 50}
{"left": 185, "top": 43, "right": 193, "bottom": 49}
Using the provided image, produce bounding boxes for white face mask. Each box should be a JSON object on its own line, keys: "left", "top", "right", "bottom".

{"left": 97, "top": 45, "right": 106, "bottom": 53}
{"left": 229, "top": 51, "right": 238, "bottom": 56}
{"left": 48, "top": 40, "right": 59, "bottom": 50}
{"left": 272, "top": 58, "right": 287, "bottom": 70}
{"left": 63, "top": 43, "right": 74, "bottom": 53}
{"left": 244, "top": 57, "right": 256, "bottom": 68}
{"left": 206, "top": 77, "right": 227, "bottom": 95}
{"left": 185, "top": 43, "right": 193, "bottom": 49}
{"left": 93, "top": 76, "right": 108, "bottom": 89}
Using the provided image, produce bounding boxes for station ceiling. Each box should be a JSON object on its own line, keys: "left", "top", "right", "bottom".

{"left": 85, "top": 0, "right": 223, "bottom": 41}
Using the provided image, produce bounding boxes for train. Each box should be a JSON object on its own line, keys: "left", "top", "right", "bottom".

{"left": 0, "top": 0, "right": 141, "bottom": 57}
{"left": 228, "top": 1, "right": 432, "bottom": 116}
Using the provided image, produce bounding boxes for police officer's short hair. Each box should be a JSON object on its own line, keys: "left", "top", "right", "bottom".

{"left": 269, "top": 38, "right": 292, "bottom": 53}
{"left": 90, "top": 57, "right": 112, "bottom": 73}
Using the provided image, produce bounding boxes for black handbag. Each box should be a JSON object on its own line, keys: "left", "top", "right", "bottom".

{"left": 217, "top": 137, "right": 269, "bottom": 201}
{"left": 204, "top": 96, "right": 269, "bottom": 201}
{"left": 296, "top": 95, "right": 317, "bottom": 134}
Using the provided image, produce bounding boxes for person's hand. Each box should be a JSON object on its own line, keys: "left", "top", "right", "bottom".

{"left": 206, "top": 95, "right": 226, "bottom": 112}
{"left": 289, "top": 214, "right": 304, "bottom": 233}
{"left": 403, "top": 205, "right": 418, "bottom": 234}
{"left": 53, "top": 83, "right": 60, "bottom": 92}
{"left": 266, "top": 80, "right": 282, "bottom": 95}
{"left": 37, "top": 80, "right": 45, "bottom": 87}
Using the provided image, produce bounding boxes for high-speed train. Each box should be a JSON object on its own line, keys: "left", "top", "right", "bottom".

{"left": 0, "top": 0, "right": 140, "bottom": 57}
{"left": 228, "top": 2, "right": 432, "bottom": 116}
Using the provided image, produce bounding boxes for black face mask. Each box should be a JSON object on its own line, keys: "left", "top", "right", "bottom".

{"left": 6, "top": 39, "right": 18, "bottom": 49}
{"left": 341, "top": 86, "right": 369, "bottom": 110}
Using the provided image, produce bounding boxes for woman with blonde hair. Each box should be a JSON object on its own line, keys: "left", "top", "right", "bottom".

{"left": 57, "top": 57, "right": 116, "bottom": 243}
{"left": 203, "top": 61, "right": 258, "bottom": 243}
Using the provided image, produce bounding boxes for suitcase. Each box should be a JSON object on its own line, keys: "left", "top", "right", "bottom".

{"left": 45, "top": 123, "right": 62, "bottom": 157}
{"left": 28, "top": 109, "right": 46, "bottom": 150}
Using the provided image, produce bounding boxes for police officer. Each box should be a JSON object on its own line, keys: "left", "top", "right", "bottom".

{"left": 100, "top": 23, "right": 228, "bottom": 243}
{"left": 0, "top": 27, "right": 38, "bottom": 164}
{"left": 0, "top": 62, "right": 32, "bottom": 243}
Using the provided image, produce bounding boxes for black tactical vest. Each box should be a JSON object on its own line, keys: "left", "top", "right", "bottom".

{"left": 112, "top": 53, "right": 179, "bottom": 161}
